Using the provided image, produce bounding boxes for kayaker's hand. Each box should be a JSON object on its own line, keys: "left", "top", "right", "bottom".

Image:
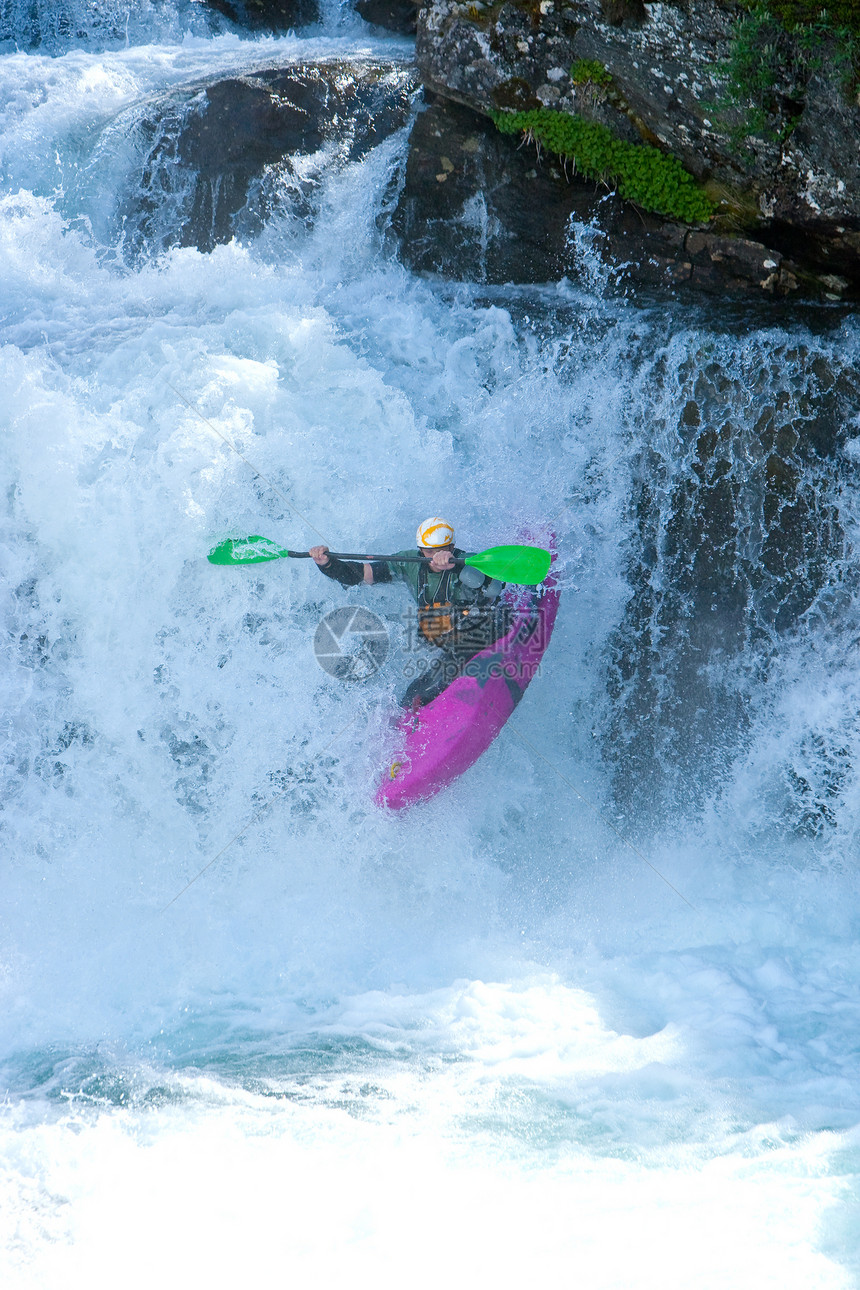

{"left": 428, "top": 549, "right": 455, "bottom": 572}
{"left": 309, "top": 545, "right": 331, "bottom": 566}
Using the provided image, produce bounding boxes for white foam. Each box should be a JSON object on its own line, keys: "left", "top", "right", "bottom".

{"left": 2, "top": 15, "right": 860, "bottom": 1287}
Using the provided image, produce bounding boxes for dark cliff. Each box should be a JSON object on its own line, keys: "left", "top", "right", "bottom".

{"left": 194, "top": 0, "right": 860, "bottom": 298}
{"left": 397, "top": 0, "right": 860, "bottom": 297}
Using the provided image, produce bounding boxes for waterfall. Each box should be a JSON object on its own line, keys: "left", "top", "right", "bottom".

{"left": 2, "top": 4, "right": 859, "bottom": 1286}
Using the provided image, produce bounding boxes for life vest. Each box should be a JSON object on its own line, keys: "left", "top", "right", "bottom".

{"left": 417, "top": 562, "right": 462, "bottom": 645}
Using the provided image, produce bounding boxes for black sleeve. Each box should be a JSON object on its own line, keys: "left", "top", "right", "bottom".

{"left": 318, "top": 556, "right": 363, "bottom": 588}
{"left": 369, "top": 562, "right": 392, "bottom": 584}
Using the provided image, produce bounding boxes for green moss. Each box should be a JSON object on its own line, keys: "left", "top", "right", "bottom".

{"left": 570, "top": 59, "right": 613, "bottom": 86}
{"left": 746, "top": 1, "right": 860, "bottom": 36}
{"left": 491, "top": 77, "right": 540, "bottom": 111}
{"left": 719, "top": 3, "right": 860, "bottom": 147}
{"left": 491, "top": 108, "right": 716, "bottom": 223}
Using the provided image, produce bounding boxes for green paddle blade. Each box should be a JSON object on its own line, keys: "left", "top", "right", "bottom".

{"left": 465, "top": 544, "right": 551, "bottom": 585}
{"left": 208, "top": 535, "right": 289, "bottom": 565}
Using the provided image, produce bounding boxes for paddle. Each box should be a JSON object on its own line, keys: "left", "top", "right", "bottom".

{"left": 208, "top": 536, "right": 552, "bottom": 585}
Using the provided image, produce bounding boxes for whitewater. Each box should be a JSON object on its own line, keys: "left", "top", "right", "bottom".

{"left": 2, "top": 2, "right": 860, "bottom": 1285}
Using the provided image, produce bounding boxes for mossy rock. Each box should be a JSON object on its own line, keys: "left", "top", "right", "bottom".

{"left": 748, "top": 0, "right": 860, "bottom": 35}
{"left": 491, "top": 78, "right": 541, "bottom": 111}
{"left": 492, "top": 108, "right": 716, "bottom": 223}
{"left": 720, "top": 2, "right": 860, "bottom": 146}
{"left": 599, "top": 0, "right": 646, "bottom": 24}
{"left": 570, "top": 59, "right": 613, "bottom": 86}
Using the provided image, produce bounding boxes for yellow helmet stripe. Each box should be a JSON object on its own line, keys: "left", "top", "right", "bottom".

{"left": 417, "top": 517, "right": 455, "bottom": 546}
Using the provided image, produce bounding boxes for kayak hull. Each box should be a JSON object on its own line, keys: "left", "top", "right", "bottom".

{"left": 375, "top": 559, "right": 560, "bottom": 810}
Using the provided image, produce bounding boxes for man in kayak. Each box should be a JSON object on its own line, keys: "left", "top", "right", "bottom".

{"left": 309, "top": 517, "right": 509, "bottom": 708}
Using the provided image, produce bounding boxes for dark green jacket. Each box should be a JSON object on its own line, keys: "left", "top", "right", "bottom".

{"left": 319, "top": 547, "right": 502, "bottom": 609}
{"left": 383, "top": 548, "right": 494, "bottom": 607}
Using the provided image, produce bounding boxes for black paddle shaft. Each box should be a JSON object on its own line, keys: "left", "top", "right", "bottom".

{"left": 289, "top": 551, "right": 461, "bottom": 564}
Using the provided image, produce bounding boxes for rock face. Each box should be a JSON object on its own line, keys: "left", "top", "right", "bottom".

{"left": 392, "top": 94, "right": 590, "bottom": 282}
{"left": 393, "top": 92, "right": 804, "bottom": 292}
{"left": 355, "top": 0, "right": 420, "bottom": 34}
{"left": 123, "top": 63, "right": 419, "bottom": 257}
{"left": 204, "top": 0, "right": 320, "bottom": 27}
{"left": 404, "top": 0, "right": 860, "bottom": 297}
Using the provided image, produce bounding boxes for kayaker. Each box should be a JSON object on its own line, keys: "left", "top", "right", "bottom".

{"left": 309, "top": 517, "right": 510, "bottom": 707}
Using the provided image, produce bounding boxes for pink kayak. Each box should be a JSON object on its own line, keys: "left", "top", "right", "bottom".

{"left": 376, "top": 553, "right": 560, "bottom": 809}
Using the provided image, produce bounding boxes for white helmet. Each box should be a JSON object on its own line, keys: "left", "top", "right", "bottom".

{"left": 416, "top": 516, "right": 455, "bottom": 548}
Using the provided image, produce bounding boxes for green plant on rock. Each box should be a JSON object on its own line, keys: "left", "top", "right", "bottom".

{"left": 746, "top": 1, "right": 860, "bottom": 35}
{"left": 491, "top": 108, "right": 716, "bottom": 223}
{"left": 570, "top": 59, "right": 613, "bottom": 87}
{"left": 718, "top": 2, "right": 860, "bottom": 147}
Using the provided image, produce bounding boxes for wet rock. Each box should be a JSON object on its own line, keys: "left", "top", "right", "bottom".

{"left": 392, "top": 93, "right": 595, "bottom": 281}
{"left": 204, "top": 0, "right": 320, "bottom": 28}
{"left": 414, "top": 0, "right": 860, "bottom": 297}
{"left": 416, "top": 0, "right": 744, "bottom": 182}
{"left": 391, "top": 92, "right": 812, "bottom": 294}
{"left": 391, "top": 91, "right": 701, "bottom": 286}
{"left": 685, "top": 232, "right": 783, "bottom": 290}
{"left": 604, "top": 343, "right": 859, "bottom": 818}
{"left": 125, "top": 62, "right": 419, "bottom": 256}
{"left": 355, "top": 0, "right": 420, "bottom": 35}
{"left": 765, "top": 56, "right": 860, "bottom": 228}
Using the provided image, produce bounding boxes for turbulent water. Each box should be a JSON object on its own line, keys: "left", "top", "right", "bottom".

{"left": 3, "top": 2, "right": 860, "bottom": 1285}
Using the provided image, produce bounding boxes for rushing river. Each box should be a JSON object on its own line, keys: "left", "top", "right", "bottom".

{"left": 2, "top": 2, "right": 860, "bottom": 1285}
